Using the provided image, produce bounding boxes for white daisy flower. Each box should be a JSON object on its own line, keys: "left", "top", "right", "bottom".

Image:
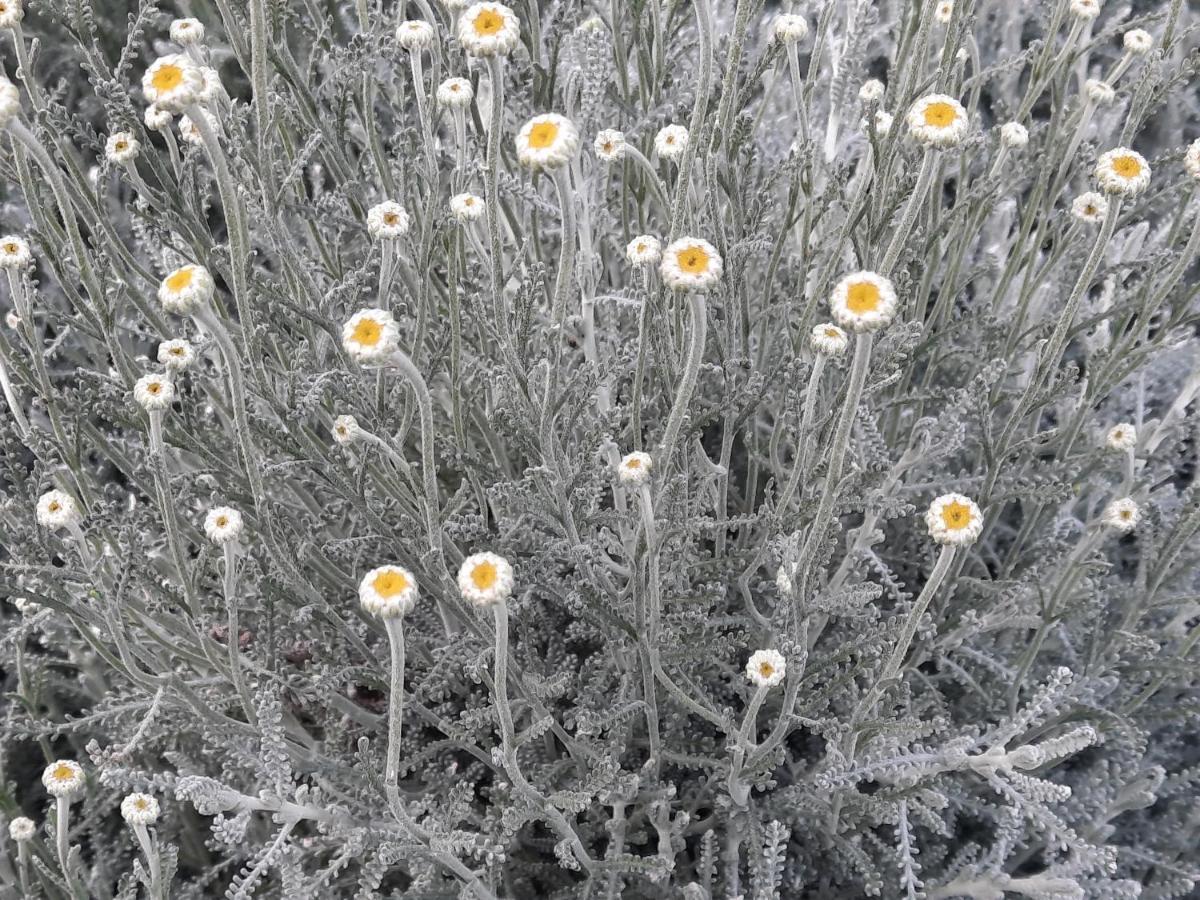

{"left": 1185, "top": 138, "right": 1200, "bottom": 181}
{"left": 359, "top": 564, "right": 419, "bottom": 618}
{"left": 134, "top": 374, "right": 175, "bottom": 412}
{"left": 142, "top": 54, "right": 204, "bottom": 112}
{"left": 926, "top": 493, "right": 983, "bottom": 546}
{"left": 660, "top": 237, "right": 723, "bottom": 291}
{"left": 1123, "top": 28, "right": 1152, "bottom": 54}
{"left": 396, "top": 20, "right": 435, "bottom": 50}
{"left": 104, "top": 132, "right": 141, "bottom": 164}
{"left": 457, "top": 551, "right": 514, "bottom": 607}
{"left": 120, "top": 793, "right": 160, "bottom": 826}
{"left": 934, "top": 0, "right": 953, "bottom": 24}
{"left": 169, "top": 17, "right": 204, "bottom": 46}
{"left": 36, "top": 490, "right": 80, "bottom": 530}
{"left": 1000, "top": 122, "right": 1028, "bottom": 149}
{"left": 829, "top": 271, "right": 897, "bottom": 332}
{"left": 1095, "top": 147, "right": 1151, "bottom": 196}
{"left": 457, "top": 2, "right": 519, "bottom": 57}
{"left": 367, "top": 201, "right": 410, "bottom": 239}
{"left": 863, "top": 110, "right": 893, "bottom": 136}
{"left": 0, "top": 78, "right": 20, "bottom": 130}
{"left": 144, "top": 103, "right": 172, "bottom": 131}
{"left": 7, "top": 817, "right": 34, "bottom": 842}
{"left": 1102, "top": 497, "right": 1139, "bottom": 532}
{"left": 342, "top": 308, "right": 400, "bottom": 363}
{"left": 858, "top": 79, "right": 885, "bottom": 103}
{"left": 811, "top": 322, "right": 850, "bottom": 355}
{"left": 437, "top": 76, "right": 473, "bottom": 108}
{"left": 196, "top": 67, "right": 224, "bottom": 104}
{"left": 594, "top": 129, "right": 626, "bottom": 162}
{"left": 772, "top": 14, "right": 808, "bottom": 44}
{"left": 1069, "top": 0, "right": 1100, "bottom": 20}
{"left": 0, "top": 235, "right": 31, "bottom": 269}
{"left": 1105, "top": 423, "right": 1136, "bottom": 452}
{"left": 158, "top": 264, "right": 214, "bottom": 315}
{"left": 450, "top": 192, "right": 485, "bottom": 223}
{"left": 515, "top": 113, "right": 579, "bottom": 169}
{"left": 0, "top": 0, "right": 24, "bottom": 29}
{"left": 1071, "top": 191, "right": 1109, "bottom": 223}
{"left": 178, "top": 109, "right": 216, "bottom": 146}
{"left": 745, "top": 649, "right": 786, "bottom": 688}
{"left": 204, "top": 506, "right": 244, "bottom": 544}
{"left": 157, "top": 339, "right": 196, "bottom": 371}
{"left": 907, "top": 93, "right": 969, "bottom": 148}
{"left": 1085, "top": 79, "right": 1115, "bottom": 105}
{"left": 5, "top": 310, "right": 18, "bottom": 329}
{"left": 626, "top": 235, "right": 662, "bottom": 266}
{"left": 332, "top": 414, "right": 364, "bottom": 445}
{"left": 654, "top": 124, "right": 688, "bottom": 160}
{"left": 617, "top": 451, "right": 652, "bottom": 484}
{"left": 42, "top": 760, "right": 84, "bottom": 798}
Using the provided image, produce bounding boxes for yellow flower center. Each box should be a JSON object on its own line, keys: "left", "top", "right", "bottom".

{"left": 48, "top": 501, "right": 60, "bottom": 512}
{"left": 941, "top": 501, "right": 972, "bottom": 530}
{"left": 759, "top": 662, "right": 774, "bottom": 678}
{"left": 824, "top": 327, "right": 841, "bottom": 338}
{"left": 1084, "top": 204, "right": 1096, "bottom": 215}
{"left": 384, "top": 212, "right": 399, "bottom": 225}
{"left": 626, "top": 458, "right": 641, "bottom": 469}
{"left": 170, "top": 347, "right": 184, "bottom": 356}
{"left": 147, "top": 382, "right": 161, "bottom": 394}
{"left": 473, "top": 9, "right": 503, "bottom": 35}
{"left": 52, "top": 763, "right": 74, "bottom": 782}
{"left": 450, "top": 84, "right": 460, "bottom": 92}
{"left": 470, "top": 561, "right": 498, "bottom": 590}
{"left": 1112, "top": 155, "right": 1141, "bottom": 178}
{"left": 215, "top": 515, "right": 228, "bottom": 527}
{"left": 115, "top": 141, "right": 127, "bottom": 151}
{"left": 677, "top": 246, "right": 709, "bottom": 274}
{"left": 464, "top": 197, "right": 475, "bottom": 206}
{"left": 665, "top": 135, "right": 675, "bottom": 145}
{"left": 166, "top": 267, "right": 193, "bottom": 292}
{"left": 922, "top": 101, "right": 957, "bottom": 128}
{"left": 636, "top": 243, "right": 646, "bottom": 253}
{"left": 3, "top": 242, "right": 16, "bottom": 254}
{"left": 528, "top": 121, "right": 560, "bottom": 149}
{"left": 151, "top": 64, "right": 184, "bottom": 93}
{"left": 352, "top": 317, "right": 383, "bottom": 346}
{"left": 373, "top": 569, "right": 410, "bottom": 598}
{"left": 846, "top": 281, "right": 881, "bottom": 313}
{"left": 602, "top": 141, "right": 613, "bottom": 153}
{"left": 1120, "top": 509, "right": 1132, "bottom": 520}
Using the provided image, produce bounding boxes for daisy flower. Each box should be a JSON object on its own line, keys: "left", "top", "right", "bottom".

{"left": 359, "top": 565, "right": 419, "bottom": 618}
{"left": 142, "top": 54, "right": 204, "bottom": 112}
{"left": 661, "top": 238, "right": 722, "bottom": 291}
{"left": 0, "top": 235, "right": 31, "bottom": 269}
{"left": 437, "top": 77, "right": 473, "bottom": 108}
{"left": 42, "top": 760, "right": 85, "bottom": 799}
{"left": 105, "top": 132, "right": 140, "bottom": 164}
{"left": 1000, "top": 122, "right": 1029, "bottom": 149}
{"left": 1106, "top": 423, "right": 1136, "bottom": 452}
{"left": 458, "top": 552, "right": 514, "bottom": 607}
{"left": 450, "top": 192, "right": 485, "bottom": 223}
{"left": 178, "top": 112, "right": 208, "bottom": 146}
{"left": 8, "top": 818, "right": 34, "bottom": 842}
{"left": 144, "top": 103, "right": 172, "bottom": 131}
{"left": 772, "top": 14, "right": 808, "bottom": 44}
{"left": 654, "top": 124, "right": 688, "bottom": 160}
{"left": 367, "top": 201, "right": 410, "bottom": 239}
{"left": 858, "top": 79, "right": 885, "bottom": 103}
{"left": 626, "top": 235, "right": 662, "bottom": 266}
{"left": 1095, "top": 147, "right": 1151, "bottom": 196}
{"left": 158, "top": 264, "right": 214, "bottom": 315}
{"left": 811, "top": 323, "right": 850, "bottom": 355}
{"left": 1085, "top": 79, "right": 1115, "bottom": 105}
{"left": 907, "top": 93, "right": 969, "bottom": 148}
{"left": 934, "top": 1, "right": 953, "bottom": 24}
{"left": 36, "top": 490, "right": 79, "bottom": 529}
{"left": 5, "top": 311, "right": 18, "bottom": 328}
{"left": 332, "top": 414, "right": 364, "bottom": 445}
{"left": 396, "top": 20, "right": 435, "bottom": 50}
{"left": 0, "top": 78, "right": 20, "bottom": 129}
{"left": 170, "top": 17, "right": 205, "bottom": 46}
{"left": 617, "top": 451, "right": 652, "bottom": 484}
{"left": 863, "top": 110, "right": 893, "bottom": 136}
{"left": 120, "top": 793, "right": 160, "bottom": 826}
{"left": 594, "top": 129, "right": 626, "bottom": 162}
{"left": 342, "top": 308, "right": 400, "bottom": 363}
{"left": 204, "top": 506, "right": 244, "bottom": 544}
{"left": 1069, "top": 0, "right": 1100, "bottom": 20}
{"left": 1123, "top": 28, "right": 1152, "bottom": 54}
{"left": 158, "top": 339, "right": 196, "bottom": 371}
{"left": 1071, "top": 191, "right": 1108, "bottom": 223}
{"left": 134, "top": 373, "right": 175, "bottom": 412}
{"left": 0, "top": 0, "right": 24, "bottom": 28}
{"left": 1102, "top": 497, "right": 1139, "bottom": 532}
{"left": 745, "top": 649, "right": 786, "bottom": 688}
{"left": 457, "top": 2, "right": 519, "bottom": 57}
{"left": 829, "top": 271, "right": 897, "bottom": 332}
{"left": 197, "top": 67, "right": 224, "bottom": 104}
{"left": 1185, "top": 138, "right": 1200, "bottom": 181}
{"left": 515, "top": 113, "right": 579, "bottom": 169}
{"left": 925, "top": 493, "right": 984, "bottom": 546}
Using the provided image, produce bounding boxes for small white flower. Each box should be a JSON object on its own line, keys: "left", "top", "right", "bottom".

{"left": 332, "top": 414, "right": 364, "bottom": 445}
{"left": 8, "top": 817, "right": 34, "bottom": 842}
{"left": 1095, "top": 147, "right": 1151, "bottom": 196}
{"left": 515, "top": 113, "right": 579, "bottom": 169}
{"left": 1105, "top": 423, "right": 1136, "bottom": 452}
{"left": 858, "top": 79, "right": 885, "bottom": 104}
{"left": 397, "top": 20, "right": 435, "bottom": 50}
{"left": 626, "top": 235, "right": 661, "bottom": 266}
{"left": 178, "top": 109, "right": 216, "bottom": 146}
{"left": 134, "top": 374, "right": 175, "bottom": 412}
{"left": 157, "top": 339, "right": 196, "bottom": 371}
{"left": 342, "top": 308, "right": 400, "bottom": 363}
{"left": 105, "top": 132, "right": 141, "bottom": 164}
{"left": 1085, "top": 78, "right": 1115, "bottom": 106}
{"left": 458, "top": 552, "right": 514, "bottom": 607}
{"left": 367, "top": 201, "right": 410, "bottom": 239}
{"left": 862, "top": 110, "right": 893, "bottom": 136}
{"left": 1000, "top": 122, "right": 1029, "bottom": 149}
{"left": 594, "top": 129, "right": 626, "bottom": 162}
{"left": 654, "top": 124, "right": 688, "bottom": 160}
{"left": 772, "top": 14, "right": 808, "bottom": 44}
{"left": 617, "top": 451, "right": 652, "bottom": 484}
{"left": 1069, "top": 0, "right": 1100, "bottom": 20}
{"left": 746, "top": 649, "right": 786, "bottom": 688}
{"left": 0, "top": 0, "right": 25, "bottom": 29}
{"left": 36, "top": 490, "right": 80, "bottom": 530}
{"left": 5, "top": 310, "right": 18, "bottom": 329}
{"left": 0, "top": 235, "right": 32, "bottom": 269}
{"left": 158, "top": 264, "right": 214, "bottom": 315}
{"left": 1185, "top": 138, "right": 1200, "bottom": 181}
{"left": 660, "top": 237, "right": 723, "bottom": 291}
{"left": 1102, "top": 497, "right": 1140, "bottom": 532}
{"left": 907, "top": 93, "right": 969, "bottom": 148}
{"left": 120, "top": 793, "right": 160, "bottom": 826}
{"left": 450, "top": 192, "right": 485, "bottom": 223}
{"left": 437, "top": 76, "right": 473, "bottom": 108}
{"left": 196, "top": 67, "right": 224, "bottom": 104}
{"left": 811, "top": 323, "right": 849, "bottom": 355}
{"left": 926, "top": 493, "right": 983, "bottom": 546}
{"left": 42, "top": 760, "right": 85, "bottom": 798}
{"left": 0, "top": 78, "right": 20, "bottom": 130}
{"left": 359, "top": 565, "right": 419, "bottom": 618}
{"left": 144, "top": 103, "right": 172, "bottom": 131}
{"left": 829, "top": 271, "right": 897, "bottom": 332}
{"left": 1123, "top": 28, "right": 1152, "bottom": 54}
{"left": 1071, "top": 191, "right": 1109, "bottom": 223}
{"left": 204, "top": 506, "right": 244, "bottom": 544}
{"left": 142, "top": 54, "right": 204, "bottom": 112}
{"left": 170, "top": 17, "right": 205, "bottom": 46}
{"left": 457, "top": 2, "right": 520, "bottom": 57}
{"left": 934, "top": 1, "right": 953, "bottom": 24}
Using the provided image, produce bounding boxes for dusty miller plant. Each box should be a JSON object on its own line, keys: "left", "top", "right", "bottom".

{"left": 0, "top": 0, "right": 1197, "bottom": 896}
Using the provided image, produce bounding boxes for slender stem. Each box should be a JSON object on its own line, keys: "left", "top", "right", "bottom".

{"left": 668, "top": 0, "right": 714, "bottom": 240}
{"left": 132, "top": 822, "right": 162, "bottom": 899}
{"left": 383, "top": 617, "right": 407, "bottom": 787}
{"left": 484, "top": 56, "right": 506, "bottom": 328}
{"left": 776, "top": 355, "right": 826, "bottom": 513}
{"left": 880, "top": 149, "right": 936, "bottom": 274}
{"left": 148, "top": 412, "right": 195, "bottom": 611}
{"left": 409, "top": 54, "right": 437, "bottom": 175}
{"left": 54, "top": 797, "right": 70, "bottom": 885}
{"left": 657, "top": 293, "right": 707, "bottom": 473}
{"left": 223, "top": 542, "right": 258, "bottom": 726}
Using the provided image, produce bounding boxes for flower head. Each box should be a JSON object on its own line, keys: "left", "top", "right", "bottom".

{"left": 37, "top": 490, "right": 79, "bottom": 529}
{"left": 746, "top": 649, "right": 786, "bottom": 688}
{"left": 1185, "top": 138, "right": 1200, "bottom": 181}
{"left": 0, "top": 0, "right": 24, "bottom": 29}
{"left": 0, "top": 78, "right": 20, "bottom": 130}
{"left": 654, "top": 124, "right": 688, "bottom": 160}
{"left": 437, "top": 76, "right": 473, "bottom": 108}
{"left": 660, "top": 237, "right": 722, "bottom": 291}
{"left": 907, "top": 93, "right": 969, "bottom": 148}
{"left": 121, "top": 793, "right": 160, "bottom": 826}
{"left": 1102, "top": 497, "right": 1139, "bottom": 532}
{"left": 934, "top": 1, "right": 953, "bottom": 24}
{"left": 858, "top": 79, "right": 885, "bottom": 103}
{"left": 158, "top": 264, "right": 214, "bottom": 315}
{"left": 170, "top": 17, "right": 204, "bottom": 46}
{"left": 626, "top": 235, "right": 661, "bottom": 266}
{"left": 1095, "top": 147, "right": 1151, "bottom": 196}
{"left": 158, "top": 339, "right": 196, "bottom": 371}
{"left": 397, "top": 20, "right": 435, "bottom": 50}
{"left": 594, "top": 129, "right": 626, "bottom": 162}
{"left": 105, "top": 132, "right": 140, "bottom": 164}
{"left": 1069, "top": 0, "right": 1100, "bottom": 20}
{"left": 926, "top": 493, "right": 983, "bottom": 545}
{"left": 8, "top": 817, "right": 34, "bottom": 842}
{"left": 458, "top": 552, "right": 514, "bottom": 606}
{"left": 450, "top": 192, "right": 485, "bottom": 223}
{"left": 359, "top": 565, "right": 419, "bottom": 618}
{"left": 1106, "top": 423, "right": 1136, "bottom": 452}
{"left": 617, "top": 451, "right": 652, "bottom": 484}
{"left": 367, "top": 201, "right": 410, "bottom": 239}
{"left": 142, "top": 54, "right": 203, "bottom": 112}
{"left": 1071, "top": 191, "right": 1108, "bottom": 223}
{"left": 772, "top": 14, "right": 808, "bottom": 44}
{"left": 332, "top": 414, "right": 364, "bottom": 445}
{"left": 863, "top": 110, "right": 893, "bottom": 136}
{"left": 1123, "top": 28, "right": 1152, "bottom": 54}
{"left": 1000, "top": 122, "right": 1028, "bottom": 149}
{"left": 204, "top": 506, "right": 244, "bottom": 544}
{"left": 134, "top": 373, "right": 175, "bottom": 412}
{"left": 178, "top": 110, "right": 212, "bottom": 146}
{"left": 457, "top": 2, "right": 519, "bottom": 57}
{"left": 197, "top": 67, "right": 223, "bottom": 104}
{"left": 829, "top": 271, "right": 896, "bottom": 332}
{"left": 144, "top": 103, "right": 172, "bottom": 131}
{"left": 811, "top": 322, "right": 849, "bottom": 355}
{"left": 42, "top": 760, "right": 84, "bottom": 798}
{"left": 342, "top": 309, "right": 399, "bottom": 363}
{"left": 0, "top": 235, "right": 32, "bottom": 269}
{"left": 1085, "top": 79, "right": 1115, "bottom": 106}
{"left": 515, "top": 113, "right": 579, "bottom": 169}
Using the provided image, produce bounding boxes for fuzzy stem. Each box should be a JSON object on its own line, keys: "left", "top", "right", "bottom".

{"left": 484, "top": 56, "right": 507, "bottom": 328}
{"left": 383, "top": 617, "right": 407, "bottom": 787}
{"left": 132, "top": 822, "right": 162, "bottom": 899}
{"left": 657, "top": 293, "right": 707, "bottom": 473}
{"left": 880, "top": 149, "right": 937, "bottom": 275}
{"left": 223, "top": 541, "right": 258, "bottom": 726}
